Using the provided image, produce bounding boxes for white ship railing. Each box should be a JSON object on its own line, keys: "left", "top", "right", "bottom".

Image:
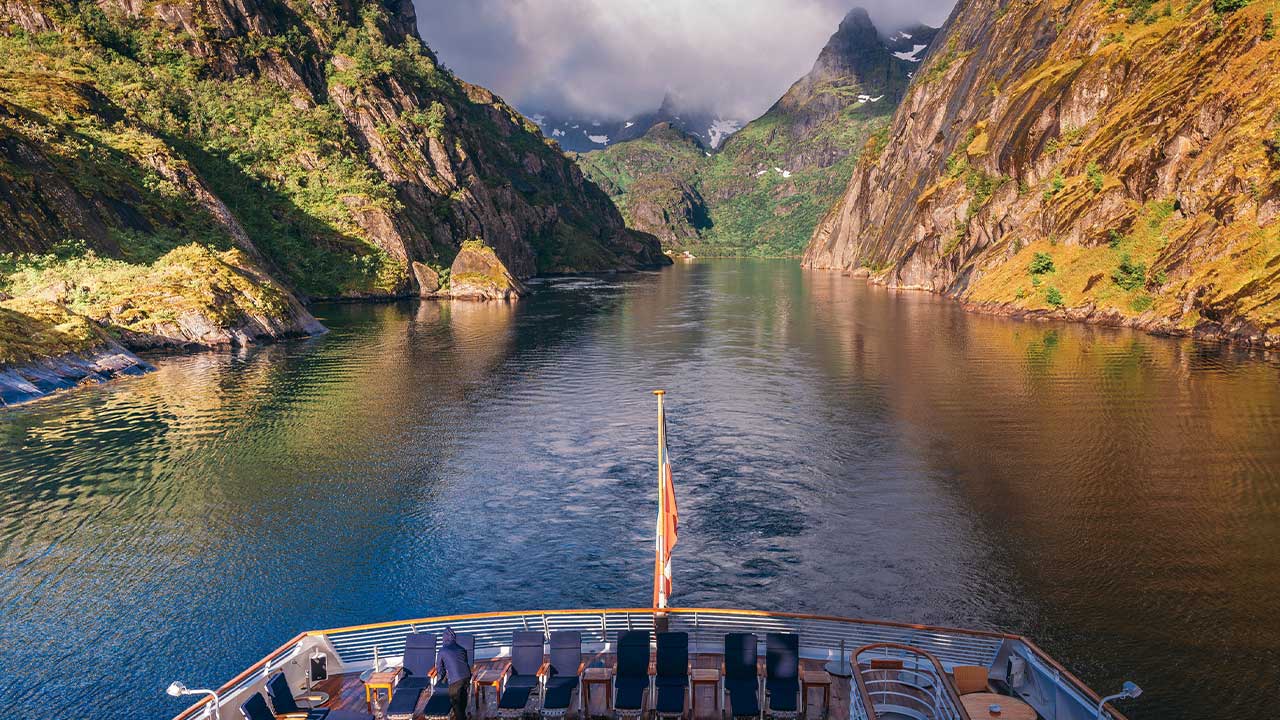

{"left": 170, "top": 607, "right": 1128, "bottom": 720}
{"left": 851, "top": 643, "right": 969, "bottom": 720}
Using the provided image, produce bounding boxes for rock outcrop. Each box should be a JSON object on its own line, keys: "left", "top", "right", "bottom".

{"left": 438, "top": 241, "right": 528, "bottom": 301}
{"left": 0, "top": 0, "right": 669, "bottom": 391}
{"left": 0, "top": 298, "right": 152, "bottom": 406}
{"left": 804, "top": 0, "right": 1280, "bottom": 345}
{"left": 576, "top": 8, "right": 937, "bottom": 256}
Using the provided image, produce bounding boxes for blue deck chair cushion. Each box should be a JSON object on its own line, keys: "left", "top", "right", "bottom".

{"left": 725, "top": 677, "right": 761, "bottom": 717}
{"left": 400, "top": 632, "right": 437, "bottom": 689}
{"left": 613, "top": 676, "right": 648, "bottom": 711}
{"left": 614, "top": 630, "right": 651, "bottom": 711}
{"left": 498, "top": 684, "right": 537, "bottom": 710}
{"left": 655, "top": 683, "right": 687, "bottom": 714}
{"left": 542, "top": 631, "right": 582, "bottom": 711}
{"left": 766, "top": 633, "right": 800, "bottom": 712}
{"left": 500, "top": 631, "right": 544, "bottom": 709}
{"left": 725, "top": 633, "right": 760, "bottom": 717}
{"left": 240, "top": 693, "right": 276, "bottom": 720}
{"left": 542, "top": 676, "right": 579, "bottom": 710}
{"left": 386, "top": 683, "right": 426, "bottom": 719}
{"left": 421, "top": 686, "right": 453, "bottom": 718}
{"left": 266, "top": 673, "right": 328, "bottom": 719}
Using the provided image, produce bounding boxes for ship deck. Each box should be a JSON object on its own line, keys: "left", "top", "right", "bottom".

{"left": 311, "top": 655, "right": 852, "bottom": 719}
{"left": 167, "top": 607, "right": 1130, "bottom": 720}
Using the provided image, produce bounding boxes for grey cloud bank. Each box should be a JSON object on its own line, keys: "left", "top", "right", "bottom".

{"left": 415, "top": 0, "right": 957, "bottom": 121}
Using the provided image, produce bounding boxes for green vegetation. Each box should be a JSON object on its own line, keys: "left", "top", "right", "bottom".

{"left": 1043, "top": 171, "right": 1067, "bottom": 201}
{"left": 578, "top": 96, "right": 896, "bottom": 257}
{"left": 0, "top": 297, "right": 106, "bottom": 366}
{"left": 1212, "top": 0, "right": 1251, "bottom": 13}
{"left": 1029, "top": 251, "right": 1056, "bottom": 275}
{"left": 1045, "top": 286, "right": 1065, "bottom": 307}
{"left": 1, "top": 244, "right": 292, "bottom": 336}
{"left": 1265, "top": 12, "right": 1276, "bottom": 40}
{"left": 0, "top": 8, "right": 416, "bottom": 299}
{"left": 1087, "top": 162, "right": 1105, "bottom": 192}
{"left": 1112, "top": 253, "right": 1148, "bottom": 290}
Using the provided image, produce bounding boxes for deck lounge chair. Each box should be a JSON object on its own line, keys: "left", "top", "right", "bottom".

{"left": 653, "top": 632, "right": 689, "bottom": 720}
{"left": 612, "top": 630, "right": 651, "bottom": 719}
{"left": 499, "top": 631, "right": 546, "bottom": 718}
{"left": 385, "top": 633, "right": 436, "bottom": 720}
{"left": 421, "top": 633, "right": 477, "bottom": 720}
{"left": 723, "top": 633, "right": 761, "bottom": 719}
{"left": 539, "top": 631, "right": 584, "bottom": 718}
{"left": 253, "top": 674, "right": 373, "bottom": 720}
{"left": 764, "top": 634, "right": 801, "bottom": 719}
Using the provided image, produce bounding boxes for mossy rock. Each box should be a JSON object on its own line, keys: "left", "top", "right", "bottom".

{"left": 444, "top": 241, "right": 527, "bottom": 300}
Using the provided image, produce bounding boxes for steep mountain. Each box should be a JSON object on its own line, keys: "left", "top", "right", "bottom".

{"left": 576, "top": 8, "right": 937, "bottom": 256}
{"left": 804, "top": 0, "right": 1280, "bottom": 345}
{"left": 0, "top": 0, "right": 667, "bottom": 390}
{"left": 530, "top": 93, "right": 745, "bottom": 153}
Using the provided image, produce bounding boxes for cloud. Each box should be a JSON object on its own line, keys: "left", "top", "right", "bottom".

{"left": 414, "top": 0, "right": 956, "bottom": 121}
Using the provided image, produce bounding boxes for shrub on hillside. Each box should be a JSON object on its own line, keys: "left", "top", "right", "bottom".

{"left": 1112, "top": 253, "right": 1148, "bottom": 290}
{"left": 1029, "top": 251, "right": 1055, "bottom": 275}
{"left": 1046, "top": 286, "right": 1064, "bottom": 307}
{"left": 1212, "top": 0, "right": 1250, "bottom": 13}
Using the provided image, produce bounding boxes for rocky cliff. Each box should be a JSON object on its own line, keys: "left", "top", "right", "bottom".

{"left": 577, "top": 8, "right": 936, "bottom": 257}
{"left": 804, "top": 0, "right": 1280, "bottom": 345}
{"left": 0, "top": 0, "right": 666, "bottom": 397}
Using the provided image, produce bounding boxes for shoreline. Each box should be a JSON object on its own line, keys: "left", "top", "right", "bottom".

{"left": 822, "top": 266, "right": 1279, "bottom": 350}
{"left": 0, "top": 265, "right": 672, "bottom": 408}
{"left": 0, "top": 346, "right": 154, "bottom": 408}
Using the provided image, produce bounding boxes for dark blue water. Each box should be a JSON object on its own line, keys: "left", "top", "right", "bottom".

{"left": 2, "top": 260, "right": 1278, "bottom": 719}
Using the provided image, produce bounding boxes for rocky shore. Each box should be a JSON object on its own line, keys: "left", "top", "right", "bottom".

{"left": 0, "top": 344, "right": 152, "bottom": 407}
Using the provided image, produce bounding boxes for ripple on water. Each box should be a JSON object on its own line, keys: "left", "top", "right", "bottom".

{"left": 2, "top": 260, "right": 1279, "bottom": 720}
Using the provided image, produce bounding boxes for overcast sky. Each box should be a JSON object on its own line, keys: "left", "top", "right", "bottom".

{"left": 414, "top": 0, "right": 957, "bottom": 121}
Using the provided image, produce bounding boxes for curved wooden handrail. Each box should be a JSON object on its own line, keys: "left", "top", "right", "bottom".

{"left": 172, "top": 632, "right": 307, "bottom": 720}
{"left": 306, "top": 606, "right": 1022, "bottom": 641}
{"left": 852, "top": 642, "right": 971, "bottom": 720}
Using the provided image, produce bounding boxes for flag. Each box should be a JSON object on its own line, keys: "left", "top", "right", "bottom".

{"left": 653, "top": 398, "right": 678, "bottom": 609}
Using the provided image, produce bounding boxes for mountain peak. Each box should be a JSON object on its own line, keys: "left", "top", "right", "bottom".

{"left": 837, "top": 6, "right": 877, "bottom": 34}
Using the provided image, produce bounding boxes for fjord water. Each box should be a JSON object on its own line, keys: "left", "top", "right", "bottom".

{"left": 1, "top": 260, "right": 1277, "bottom": 719}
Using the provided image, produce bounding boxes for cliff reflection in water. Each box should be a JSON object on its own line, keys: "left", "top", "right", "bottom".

{"left": 1, "top": 260, "right": 1278, "bottom": 720}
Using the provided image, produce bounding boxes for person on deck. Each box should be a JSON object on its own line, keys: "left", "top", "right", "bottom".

{"left": 435, "top": 627, "right": 471, "bottom": 720}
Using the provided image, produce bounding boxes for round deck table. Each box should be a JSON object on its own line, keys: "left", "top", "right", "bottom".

{"left": 961, "top": 693, "right": 1037, "bottom": 720}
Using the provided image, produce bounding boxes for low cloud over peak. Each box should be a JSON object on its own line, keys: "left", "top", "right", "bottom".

{"left": 415, "top": 0, "right": 956, "bottom": 121}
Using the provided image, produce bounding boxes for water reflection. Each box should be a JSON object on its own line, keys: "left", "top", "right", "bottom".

{"left": 1, "top": 260, "right": 1277, "bottom": 720}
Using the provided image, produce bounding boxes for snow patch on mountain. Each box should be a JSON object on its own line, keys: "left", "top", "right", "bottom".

{"left": 707, "top": 119, "right": 743, "bottom": 149}
{"left": 893, "top": 44, "right": 929, "bottom": 62}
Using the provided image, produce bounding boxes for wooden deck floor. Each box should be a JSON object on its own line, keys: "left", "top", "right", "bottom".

{"left": 311, "top": 655, "right": 851, "bottom": 720}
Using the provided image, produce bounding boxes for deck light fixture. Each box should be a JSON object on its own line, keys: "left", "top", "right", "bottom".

{"left": 1095, "top": 681, "right": 1142, "bottom": 719}
{"left": 166, "top": 681, "right": 221, "bottom": 720}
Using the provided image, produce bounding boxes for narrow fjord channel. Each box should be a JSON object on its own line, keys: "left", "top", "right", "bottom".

{"left": 2, "top": 260, "right": 1278, "bottom": 719}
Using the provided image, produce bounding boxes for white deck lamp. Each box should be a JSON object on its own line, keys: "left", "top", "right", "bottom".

{"left": 1095, "top": 681, "right": 1141, "bottom": 719}
{"left": 167, "top": 681, "right": 221, "bottom": 720}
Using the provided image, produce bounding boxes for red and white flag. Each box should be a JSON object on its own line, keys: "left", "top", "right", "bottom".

{"left": 653, "top": 394, "right": 679, "bottom": 609}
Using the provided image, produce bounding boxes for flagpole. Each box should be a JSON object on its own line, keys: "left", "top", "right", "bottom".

{"left": 653, "top": 389, "right": 669, "bottom": 631}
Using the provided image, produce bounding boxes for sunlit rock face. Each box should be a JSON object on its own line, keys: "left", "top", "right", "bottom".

{"left": 0, "top": 0, "right": 669, "bottom": 373}
{"left": 804, "top": 0, "right": 1280, "bottom": 346}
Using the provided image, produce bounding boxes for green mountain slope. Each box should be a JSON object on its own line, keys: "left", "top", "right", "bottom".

{"left": 0, "top": 0, "right": 666, "bottom": 371}
{"left": 576, "top": 8, "right": 936, "bottom": 257}
{"left": 804, "top": 0, "right": 1280, "bottom": 345}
